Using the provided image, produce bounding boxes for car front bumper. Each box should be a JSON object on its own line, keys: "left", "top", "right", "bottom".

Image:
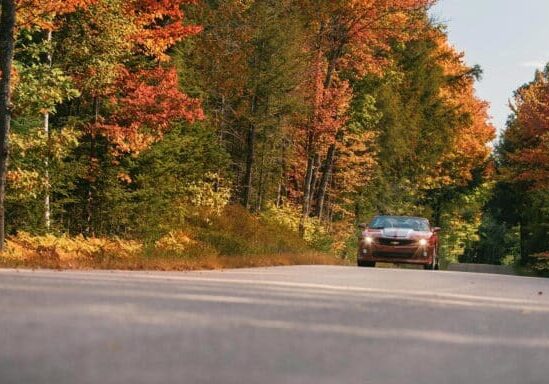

{"left": 357, "top": 242, "right": 434, "bottom": 265}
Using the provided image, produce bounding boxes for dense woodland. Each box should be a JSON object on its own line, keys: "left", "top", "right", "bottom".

{"left": 0, "top": 0, "right": 546, "bottom": 270}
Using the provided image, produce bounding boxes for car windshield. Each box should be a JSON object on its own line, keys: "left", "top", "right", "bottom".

{"left": 369, "top": 216, "right": 430, "bottom": 232}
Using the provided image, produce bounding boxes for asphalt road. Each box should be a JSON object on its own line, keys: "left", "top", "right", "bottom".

{"left": 1, "top": 266, "right": 549, "bottom": 384}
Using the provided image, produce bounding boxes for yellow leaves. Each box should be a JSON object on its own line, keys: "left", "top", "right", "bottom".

{"left": 6, "top": 168, "right": 41, "bottom": 199}
{"left": 10, "top": 126, "right": 81, "bottom": 160}
{"left": 262, "top": 203, "right": 330, "bottom": 247}
{"left": 8, "top": 127, "right": 81, "bottom": 201}
{"left": 117, "top": 172, "right": 132, "bottom": 184}
{"left": 437, "top": 183, "right": 493, "bottom": 263}
{"left": 181, "top": 173, "right": 232, "bottom": 216}
{"left": 4, "top": 232, "right": 143, "bottom": 264}
{"left": 155, "top": 231, "right": 198, "bottom": 254}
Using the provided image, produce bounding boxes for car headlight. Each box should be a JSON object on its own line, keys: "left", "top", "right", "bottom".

{"left": 365, "top": 236, "right": 374, "bottom": 244}
{"left": 419, "top": 239, "right": 428, "bottom": 246}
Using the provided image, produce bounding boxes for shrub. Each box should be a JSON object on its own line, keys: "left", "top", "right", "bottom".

{"left": 196, "top": 205, "right": 312, "bottom": 256}
{"left": 531, "top": 252, "right": 549, "bottom": 276}
{"left": 4, "top": 232, "right": 143, "bottom": 268}
{"left": 261, "top": 203, "right": 333, "bottom": 252}
{"left": 0, "top": 209, "right": 342, "bottom": 270}
{"left": 153, "top": 230, "right": 219, "bottom": 259}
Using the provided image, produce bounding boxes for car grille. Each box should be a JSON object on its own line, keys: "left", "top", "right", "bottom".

{"left": 377, "top": 238, "right": 416, "bottom": 246}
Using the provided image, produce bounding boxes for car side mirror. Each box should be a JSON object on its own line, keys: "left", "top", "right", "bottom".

{"left": 358, "top": 223, "right": 367, "bottom": 230}
{"left": 432, "top": 227, "right": 441, "bottom": 233}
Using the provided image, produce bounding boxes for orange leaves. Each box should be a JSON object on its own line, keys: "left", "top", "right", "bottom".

{"left": 93, "top": 66, "right": 204, "bottom": 154}
{"left": 304, "top": 55, "right": 352, "bottom": 147}
{"left": 131, "top": 0, "right": 202, "bottom": 61}
{"left": 514, "top": 73, "right": 549, "bottom": 139}
{"left": 314, "top": 81, "right": 352, "bottom": 153}
{"left": 431, "top": 34, "right": 495, "bottom": 186}
{"left": 116, "top": 66, "right": 204, "bottom": 128}
{"left": 19, "top": 0, "right": 201, "bottom": 60}
{"left": 303, "top": 0, "right": 434, "bottom": 139}
{"left": 506, "top": 71, "right": 549, "bottom": 188}
{"left": 16, "top": 0, "right": 97, "bottom": 29}
{"left": 317, "top": 0, "right": 434, "bottom": 77}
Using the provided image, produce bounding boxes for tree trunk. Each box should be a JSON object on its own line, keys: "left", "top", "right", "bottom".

{"left": 312, "top": 39, "right": 344, "bottom": 218}
{"left": 241, "top": 123, "right": 256, "bottom": 209}
{"left": 276, "top": 182, "right": 283, "bottom": 208}
{"left": 44, "top": 112, "right": 51, "bottom": 229}
{"left": 86, "top": 97, "right": 99, "bottom": 236}
{"left": 324, "top": 43, "right": 343, "bottom": 89}
{"left": 432, "top": 191, "right": 443, "bottom": 227}
{"left": 0, "top": 0, "right": 16, "bottom": 250}
{"left": 214, "top": 94, "right": 227, "bottom": 193}
{"left": 44, "top": 30, "right": 53, "bottom": 231}
{"left": 276, "top": 141, "right": 287, "bottom": 208}
{"left": 255, "top": 144, "right": 266, "bottom": 212}
{"left": 315, "top": 143, "right": 335, "bottom": 218}
{"left": 300, "top": 128, "right": 317, "bottom": 237}
{"left": 299, "top": 152, "right": 315, "bottom": 237}
{"left": 519, "top": 217, "right": 528, "bottom": 265}
{"left": 309, "top": 153, "right": 320, "bottom": 209}
{"left": 315, "top": 129, "right": 343, "bottom": 218}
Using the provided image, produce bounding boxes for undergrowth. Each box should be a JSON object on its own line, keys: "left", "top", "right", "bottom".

{"left": 0, "top": 205, "right": 343, "bottom": 270}
{"left": 531, "top": 252, "right": 549, "bottom": 277}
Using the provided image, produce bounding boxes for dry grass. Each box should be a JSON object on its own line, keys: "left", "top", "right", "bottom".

{"left": 0, "top": 240, "right": 341, "bottom": 271}
{"left": 0, "top": 207, "right": 344, "bottom": 271}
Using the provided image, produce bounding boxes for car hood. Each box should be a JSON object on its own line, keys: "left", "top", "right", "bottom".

{"left": 380, "top": 228, "right": 431, "bottom": 239}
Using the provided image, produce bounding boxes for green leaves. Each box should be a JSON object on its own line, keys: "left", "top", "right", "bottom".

{"left": 14, "top": 62, "right": 80, "bottom": 115}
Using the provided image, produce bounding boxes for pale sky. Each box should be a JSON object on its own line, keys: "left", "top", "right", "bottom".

{"left": 431, "top": 0, "right": 549, "bottom": 135}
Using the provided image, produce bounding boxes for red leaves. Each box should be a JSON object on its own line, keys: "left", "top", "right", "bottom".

{"left": 60, "top": 0, "right": 205, "bottom": 154}
{"left": 303, "top": 54, "right": 352, "bottom": 148}
{"left": 94, "top": 66, "right": 204, "bottom": 153}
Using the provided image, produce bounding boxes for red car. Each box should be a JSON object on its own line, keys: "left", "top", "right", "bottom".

{"left": 357, "top": 215, "right": 440, "bottom": 270}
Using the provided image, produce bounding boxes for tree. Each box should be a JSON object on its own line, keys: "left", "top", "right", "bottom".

{"left": 5, "top": 0, "right": 98, "bottom": 232}
{"left": 297, "top": 0, "right": 434, "bottom": 229}
{"left": 95, "top": 66, "right": 204, "bottom": 154}
{"left": 505, "top": 68, "right": 549, "bottom": 188}
{"left": 180, "top": 0, "right": 308, "bottom": 210}
{"left": 50, "top": 0, "right": 202, "bottom": 234}
{"left": 490, "top": 67, "right": 549, "bottom": 264}
{"left": 0, "top": 0, "right": 16, "bottom": 249}
{"left": 346, "top": 24, "right": 494, "bottom": 263}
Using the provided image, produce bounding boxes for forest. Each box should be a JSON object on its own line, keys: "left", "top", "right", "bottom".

{"left": 0, "top": 0, "right": 546, "bottom": 272}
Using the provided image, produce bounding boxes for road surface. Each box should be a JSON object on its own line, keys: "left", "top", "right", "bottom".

{"left": 1, "top": 266, "right": 549, "bottom": 384}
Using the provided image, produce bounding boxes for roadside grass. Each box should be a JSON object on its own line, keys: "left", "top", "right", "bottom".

{"left": 0, "top": 206, "right": 344, "bottom": 271}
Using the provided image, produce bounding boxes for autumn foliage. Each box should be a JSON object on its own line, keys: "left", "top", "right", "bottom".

{"left": 433, "top": 33, "right": 495, "bottom": 186}
{"left": 15, "top": 0, "right": 97, "bottom": 29}
{"left": 506, "top": 70, "right": 549, "bottom": 188}
{"left": 0, "top": 0, "right": 517, "bottom": 269}
{"left": 97, "top": 67, "right": 204, "bottom": 153}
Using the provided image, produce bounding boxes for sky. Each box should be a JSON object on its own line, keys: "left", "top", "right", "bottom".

{"left": 430, "top": 0, "right": 549, "bottom": 134}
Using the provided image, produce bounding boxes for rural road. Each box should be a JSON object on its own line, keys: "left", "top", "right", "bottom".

{"left": 1, "top": 266, "right": 549, "bottom": 384}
